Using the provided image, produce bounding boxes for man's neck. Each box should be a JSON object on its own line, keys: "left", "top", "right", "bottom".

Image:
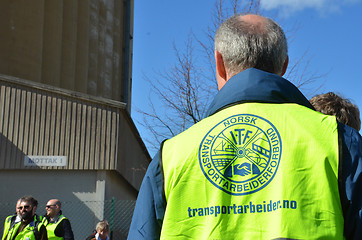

{"left": 50, "top": 213, "right": 60, "bottom": 221}
{"left": 21, "top": 215, "right": 34, "bottom": 225}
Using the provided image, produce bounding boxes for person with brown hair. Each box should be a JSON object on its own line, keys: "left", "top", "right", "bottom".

{"left": 4, "top": 196, "right": 47, "bottom": 240}
{"left": 310, "top": 92, "right": 361, "bottom": 131}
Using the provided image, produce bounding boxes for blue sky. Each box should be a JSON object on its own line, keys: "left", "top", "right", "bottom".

{"left": 131, "top": 0, "right": 362, "bottom": 154}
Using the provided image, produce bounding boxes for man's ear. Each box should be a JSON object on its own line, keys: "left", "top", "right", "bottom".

{"left": 32, "top": 206, "right": 37, "bottom": 214}
{"left": 281, "top": 55, "right": 289, "bottom": 76}
{"left": 215, "top": 50, "right": 227, "bottom": 90}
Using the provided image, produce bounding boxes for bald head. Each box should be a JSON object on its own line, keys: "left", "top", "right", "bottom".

{"left": 242, "top": 14, "right": 262, "bottom": 21}
{"left": 48, "top": 199, "right": 61, "bottom": 207}
{"left": 46, "top": 199, "right": 61, "bottom": 219}
{"left": 239, "top": 14, "right": 267, "bottom": 31}
{"left": 215, "top": 14, "right": 288, "bottom": 86}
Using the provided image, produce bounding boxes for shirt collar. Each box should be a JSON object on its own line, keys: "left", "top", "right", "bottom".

{"left": 95, "top": 233, "right": 110, "bottom": 240}
{"left": 205, "top": 68, "right": 314, "bottom": 117}
{"left": 50, "top": 211, "right": 62, "bottom": 223}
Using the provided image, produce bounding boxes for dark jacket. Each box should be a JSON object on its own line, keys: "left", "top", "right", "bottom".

{"left": 128, "top": 68, "right": 362, "bottom": 240}
{"left": 44, "top": 212, "right": 74, "bottom": 240}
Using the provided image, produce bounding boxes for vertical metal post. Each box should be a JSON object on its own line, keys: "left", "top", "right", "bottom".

{"left": 110, "top": 197, "right": 115, "bottom": 240}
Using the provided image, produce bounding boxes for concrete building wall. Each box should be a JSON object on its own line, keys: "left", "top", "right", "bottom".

{"left": 0, "top": 1, "right": 145, "bottom": 237}
{"left": 0, "top": 170, "right": 98, "bottom": 239}
{"left": 0, "top": 0, "right": 133, "bottom": 111}
{"left": 0, "top": 170, "right": 97, "bottom": 203}
{"left": 0, "top": 169, "right": 137, "bottom": 239}
{"left": 105, "top": 171, "right": 138, "bottom": 200}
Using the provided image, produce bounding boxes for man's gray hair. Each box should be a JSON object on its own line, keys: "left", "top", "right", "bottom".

{"left": 215, "top": 14, "right": 288, "bottom": 76}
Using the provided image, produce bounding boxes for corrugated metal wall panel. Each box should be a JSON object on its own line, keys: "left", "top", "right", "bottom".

{"left": 0, "top": 78, "right": 121, "bottom": 170}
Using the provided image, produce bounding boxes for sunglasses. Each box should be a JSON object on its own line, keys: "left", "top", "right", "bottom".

{"left": 45, "top": 204, "right": 56, "bottom": 209}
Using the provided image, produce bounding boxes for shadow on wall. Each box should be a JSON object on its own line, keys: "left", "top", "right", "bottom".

{"left": 0, "top": 133, "right": 32, "bottom": 169}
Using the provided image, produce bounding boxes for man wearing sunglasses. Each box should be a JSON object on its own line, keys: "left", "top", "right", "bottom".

{"left": 43, "top": 199, "right": 74, "bottom": 240}
{"left": 4, "top": 196, "right": 47, "bottom": 240}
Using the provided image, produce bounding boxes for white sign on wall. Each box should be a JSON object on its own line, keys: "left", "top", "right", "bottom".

{"left": 24, "top": 156, "right": 67, "bottom": 167}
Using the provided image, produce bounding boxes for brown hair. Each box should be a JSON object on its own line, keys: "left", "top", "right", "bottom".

{"left": 20, "top": 196, "right": 38, "bottom": 207}
{"left": 310, "top": 92, "right": 361, "bottom": 131}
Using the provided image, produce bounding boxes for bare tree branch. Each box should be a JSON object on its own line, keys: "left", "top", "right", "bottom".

{"left": 137, "top": 0, "right": 326, "bottom": 151}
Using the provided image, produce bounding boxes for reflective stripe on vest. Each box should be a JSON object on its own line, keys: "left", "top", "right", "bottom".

{"left": 45, "top": 215, "right": 66, "bottom": 240}
{"left": 2, "top": 215, "right": 15, "bottom": 240}
{"left": 5, "top": 215, "right": 43, "bottom": 240}
{"left": 161, "top": 103, "right": 343, "bottom": 239}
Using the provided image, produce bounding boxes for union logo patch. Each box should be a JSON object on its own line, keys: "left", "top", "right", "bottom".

{"left": 199, "top": 114, "right": 282, "bottom": 195}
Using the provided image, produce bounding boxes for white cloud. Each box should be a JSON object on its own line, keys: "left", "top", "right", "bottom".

{"left": 261, "top": 0, "right": 361, "bottom": 15}
{"left": 261, "top": 0, "right": 324, "bottom": 11}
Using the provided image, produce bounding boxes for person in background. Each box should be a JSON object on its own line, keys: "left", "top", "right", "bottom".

{"left": 310, "top": 92, "right": 361, "bottom": 131}
{"left": 128, "top": 14, "right": 362, "bottom": 239}
{"left": 4, "top": 196, "right": 47, "bottom": 240}
{"left": 43, "top": 199, "right": 74, "bottom": 240}
{"left": 86, "top": 221, "right": 110, "bottom": 240}
{"left": 2, "top": 199, "right": 21, "bottom": 240}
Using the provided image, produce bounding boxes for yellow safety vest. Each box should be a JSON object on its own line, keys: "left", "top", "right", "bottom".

{"left": 5, "top": 215, "right": 43, "bottom": 240}
{"left": 43, "top": 215, "right": 66, "bottom": 240}
{"left": 161, "top": 103, "right": 344, "bottom": 239}
{"left": 2, "top": 215, "right": 16, "bottom": 240}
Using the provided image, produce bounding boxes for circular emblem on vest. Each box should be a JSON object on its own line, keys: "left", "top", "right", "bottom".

{"left": 199, "top": 114, "right": 282, "bottom": 195}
